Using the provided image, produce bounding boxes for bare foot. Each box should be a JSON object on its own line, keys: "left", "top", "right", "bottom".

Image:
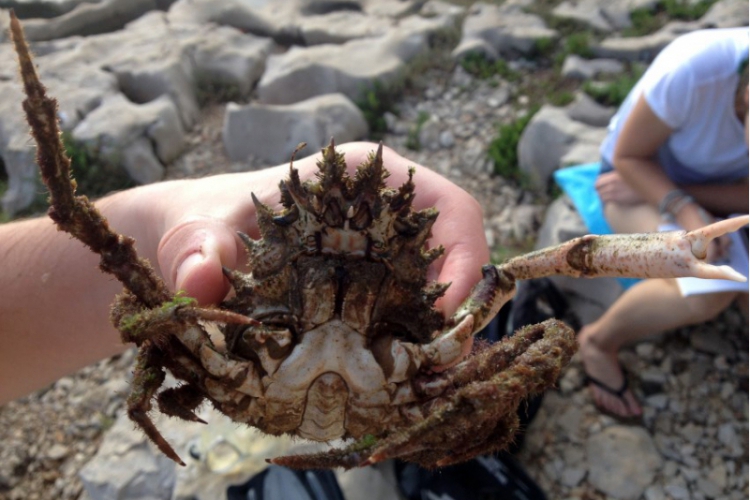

{"left": 578, "top": 326, "right": 642, "bottom": 418}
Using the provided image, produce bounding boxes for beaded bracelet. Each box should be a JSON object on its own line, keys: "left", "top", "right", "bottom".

{"left": 658, "top": 189, "right": 695, "bottom": 222}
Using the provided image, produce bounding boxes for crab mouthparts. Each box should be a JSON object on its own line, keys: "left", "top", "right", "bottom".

{"left": 320, "top": 228, "right": 369, "bottom": 256}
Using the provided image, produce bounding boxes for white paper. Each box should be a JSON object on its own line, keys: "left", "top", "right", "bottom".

{"left": 658, "top": 217, "right": 749, "bottom": 297}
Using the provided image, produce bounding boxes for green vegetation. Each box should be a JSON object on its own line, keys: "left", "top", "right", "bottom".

{"left": 63, "top": 132, "right": 136, "bottom": 199}
{"left": 0, "top": 184, "right": 8, "bottom": 224}
{"left": 532, "top": 37, "right": 556, "bottom": 59}
{"left": 547, "top": 90, "right": 575, "bottom": 107}
{"left": 356, "top": 80, "right": 402, "bottom": 140}
{"left": 564, "top": 32, "right": 594, "bottom": 59}
{"left": 0, "top": 133, "right": 137, "bottom": 223}
{"left": 195, "top": 73, "right": 244, "bottom": 107}
{"left": 98, "top": 413, "right": 116, "bottom": 431}
{"left": 405, "top": 111, "right": 430, "bottom": 151}
{"left": 626, "top": 7, "right": 663, "bottom": 37}
{"left": 663, "top": 0, "right": 717, "bottom": 19}
{"left": 626, "top": 0, "right": 718, "bottom": 37}
{"left": 356, "top": 26, "right": 461, "bottom": 139}
{"left": 487, "top": 106, "right": 539, "bottom": 184}
{"left": 583, "top": 64, "right": 645, "bottom": 107}
{"left": 460, "top": 52, "right": 520, "bottom": 81}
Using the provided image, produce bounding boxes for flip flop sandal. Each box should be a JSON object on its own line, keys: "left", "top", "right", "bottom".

{"left": 584, "top": 363, "right": 643, "bottom": 424}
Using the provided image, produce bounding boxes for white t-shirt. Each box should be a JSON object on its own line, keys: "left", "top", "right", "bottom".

{"left": 600, "top": 27, "right": 749, "bottom": 185}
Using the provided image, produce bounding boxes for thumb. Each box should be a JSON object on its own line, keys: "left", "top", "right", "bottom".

{"left": 157, "top": 218, "right": 240, "bottom": 305}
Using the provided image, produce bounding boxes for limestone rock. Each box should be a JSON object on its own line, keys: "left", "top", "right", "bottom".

{"left": 595, "top": 21, "right": 698, "bottom": 61}
{"left": 166, "top": 0, "right": 279, "bottom": 41}
{"left": 78, "top": 412, "right": 181, "bottom": 500}
{"left": 452, "top": 1, "right": 558, "bottom": 60}
{"left": 1, "top": 9, "right": 276, "bottom": 215}
{"left": 565, "top": 91, "right": 617, "bottom": 127}
{"left": 0, "top": 134, "right": 40, "bottom": 216}
{"left": 166, "top": 0, "right": 438, "bottom": 47}
{"left": 552, "top": 0, "right": 659, "bottom": 32}
{"left": 257, "top": 29, "right": 428, "bottom": 105}
{"left": 561, "top": 54, "right": 625, "bottom": 80}
{"left": 298, "top": 10, "right": 393, "bottom": 45}
{"left": 0, "top": 42, "right": 119, "bottom": 215}
{"left": 419, "top": 0, "right": 465, "bottom": 21}
{"left": 177, "top": 24, "right": 274, "bottom": 98}
{"left": 76, "top": 12, "right": 198, "bottom": 128}
{"left": 72, "top": 94, "right": 186, "bottom": 184}
{"left": 253, "top": 5, "right": 459, "bottom": 105}
{"left": 586, "top": 426, "right": 663, "bottom": 499}
{"left": 701, "top": 0, "right": 750, "bottom": 28}
{"left": 223, "top": 93, "right": 368, "bottom": 164}
{"left": 0, "top": 0, "right": 99, "bottom": 19}
{"left": 21, "top": 0, "right": 163, "bottom": 42}
{"left": 363, "top": 0, "right": 421, "bottom": 18}
{"left": 517, "top": 104, "right": 606, "bottom": 191}
{"left": 553, "top": 0, "right": 613, "bottom": 31}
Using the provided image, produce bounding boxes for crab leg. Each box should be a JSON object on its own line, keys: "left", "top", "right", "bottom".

{"left": 9, "top": 12, "right": 173, "bottom": 308}
{"left": 127, "top": 344, "right": 186, "bottom": 465}
{"left": 502, "top": 216, "right": 749, "bottom": 282}
{"left": 387, "top": 217, "right": 749, "bottom": 372}
{"left": 465, "top": 218, "right": 747, "bottom": 333}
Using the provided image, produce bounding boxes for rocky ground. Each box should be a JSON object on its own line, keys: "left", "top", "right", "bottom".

{"left": 0, "top": 0, "right": 748, "bottom": 499}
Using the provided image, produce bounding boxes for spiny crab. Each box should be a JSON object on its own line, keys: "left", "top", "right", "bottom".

{"left": 10, "top": 13, "right": 748, "bottom": 470}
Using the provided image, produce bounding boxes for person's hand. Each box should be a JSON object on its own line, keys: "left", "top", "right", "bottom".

{"left": 136, "top": 142, "right": 488, "bottom": 319}
{"left": 595, "top": 171, "right": 645, "bottom": 205}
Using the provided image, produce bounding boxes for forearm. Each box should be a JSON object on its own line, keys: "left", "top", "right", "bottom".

{"left": 0, "top": 191, "right": 145, "bottom": 403}
{"left": 613, "top": 156, "right": 675, "bottom": 207}
{"left": 613, "top": 157, "right": 715, "bottom": 231}
{"left": 682, "top": 179, "right": 749, "bottom": 216}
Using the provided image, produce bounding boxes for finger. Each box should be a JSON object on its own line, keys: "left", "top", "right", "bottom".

{"left": 157, "top": 218, "right": 241, "bottom": 305}
{"left": 594, "top": 171, "right": 618, "bottom": 189}
{"left": 433, "top": 209, "right": 489, "bottom": 316}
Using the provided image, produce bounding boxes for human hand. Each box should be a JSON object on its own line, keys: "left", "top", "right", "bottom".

{"left": 143, "top": 142, "right": 488, "bottom": 318}
{"left": 594, "top": 171, "right": 645, "bottom": 205}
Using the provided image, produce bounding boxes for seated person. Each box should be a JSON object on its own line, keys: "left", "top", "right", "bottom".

{"left": 579, "top": 27, "right": 749, "bottom": 419}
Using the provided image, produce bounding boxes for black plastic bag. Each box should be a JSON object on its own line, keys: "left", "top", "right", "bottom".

{"left": 226, "top": 465, "right": 344, "bottom": 500}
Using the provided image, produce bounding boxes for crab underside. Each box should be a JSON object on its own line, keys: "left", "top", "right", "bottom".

{"left": 10, "top": 13, "right": 749, "bottom": 470}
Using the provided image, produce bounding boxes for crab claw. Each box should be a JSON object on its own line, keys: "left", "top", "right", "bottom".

{"left": 682, "top": 215, "right": 749, "bottom": 281}
{"left": 501, "top": 215, "right": 749, "bottom": 283}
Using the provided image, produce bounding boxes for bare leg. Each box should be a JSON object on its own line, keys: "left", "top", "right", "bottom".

{"left": 581, "top": 200, "right": 744, "bottom": 416}
{"left": 604, "top": 201, "right": 661, "bottom": 234}
{"left": 579, "top": 277, "right": 738, "bottom": 417}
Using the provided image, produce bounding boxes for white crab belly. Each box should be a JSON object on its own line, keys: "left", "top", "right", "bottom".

{"left": 262, "top": 319, "right": 392, "bottom": 440}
